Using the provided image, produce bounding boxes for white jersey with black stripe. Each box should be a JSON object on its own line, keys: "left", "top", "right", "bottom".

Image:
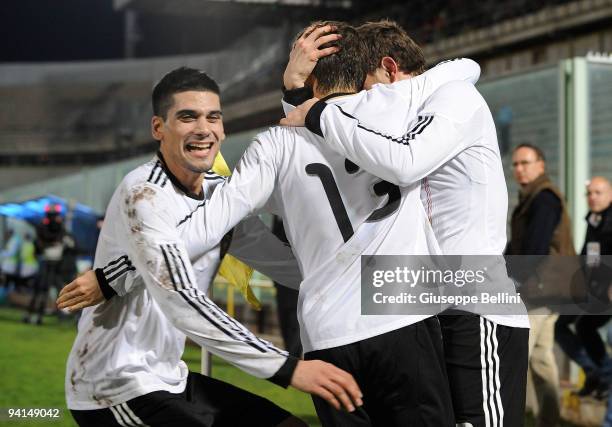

{"left": 65, "top": 156, "right": 294, "bottom": 410}
{"left": 189, "top": 112, "right": 444, "bottom": 352}
{"left": 312, "top": 76, "right": 529, "bottom": 329}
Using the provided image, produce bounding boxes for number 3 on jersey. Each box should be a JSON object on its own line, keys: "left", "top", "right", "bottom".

{"left": 305, "top": 160, "right": 401, "bottom": 242}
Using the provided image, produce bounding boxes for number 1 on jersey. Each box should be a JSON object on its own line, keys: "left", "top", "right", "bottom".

{"left": 306, "top": 162, "right": 401, "bottom": 243}
{"left": 305, "top": 163, "right": 354, "bottom": 242}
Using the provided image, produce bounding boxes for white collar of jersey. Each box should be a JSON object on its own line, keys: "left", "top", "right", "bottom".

{"left": 156, "top": 151, "right": 205, "bottom": 201}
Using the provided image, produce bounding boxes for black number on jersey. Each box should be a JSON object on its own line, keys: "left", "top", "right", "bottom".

{"left": 305, "top": 163, "right": 354, "bottom": 242}
{"left": 367, "top": 181, "right": 401, "bottom": 221}
{"left": 305, "top": 161, "right": 400, "bottom": 242}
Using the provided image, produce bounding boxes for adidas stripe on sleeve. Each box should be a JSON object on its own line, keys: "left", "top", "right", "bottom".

{"left": 307, "top": 81, "right": 480, "bottom": 187}
{"left": 119, "top": 181, "right": 295, "bottom": 384}
{"left": 94, "top": 254, "right": 136, "bottom": 299}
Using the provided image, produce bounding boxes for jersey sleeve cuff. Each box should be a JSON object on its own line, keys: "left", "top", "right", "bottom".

{"left": 305, "top": 100, "right": 328, "bottom": 138}
{"left": 282, "top": 86, "right": 313, "bottom": 107}
{"left": 95, "top": 268, "right": 117, "bottom": 300}
{"left": 267, "top": 355, "right": 299, "bottom": 388}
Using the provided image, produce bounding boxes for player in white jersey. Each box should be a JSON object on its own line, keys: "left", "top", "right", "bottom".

{"left": 164, "top": 22, "right": 455, "bottom": 426}
{"left": 62, "top": 67, "right": 362, "bottom": 427}
{"left": 66, "top": 23, "right": 485, "bottom": 426}
{"left": 281, "top": 20, "right": 530, "bottom": 427}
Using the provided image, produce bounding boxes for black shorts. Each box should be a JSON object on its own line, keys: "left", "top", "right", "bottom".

{"left": 439, "top": 312, "right": 529, "bottom": 427}
{"left": 305, "top": 317, "right": 454, "bottom": 427}
{"left": 70, "top": 371, "right": 292, "bottom": 427}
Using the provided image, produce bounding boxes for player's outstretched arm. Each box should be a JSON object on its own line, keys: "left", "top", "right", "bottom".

{"left": 392, "top": 58, "right": 480, "bottom": 105}
{"left": 56, "top": 216, "right": 302, "bottom": 313}
{"left": 190, "top": 134, "right": 280, "bottom": 253}
{"left": 291, "top": 360, "right": 363, "bottom": 412}
{"left": 121, "top": 182, "right": 298, "bottom": 385}
{"left": 280, "top": 58, "right": 480, "bottom": 127}
{"left": 301, "top": 81, "right": 482, "bottom": 186}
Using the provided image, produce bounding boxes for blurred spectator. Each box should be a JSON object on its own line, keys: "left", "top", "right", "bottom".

{"left": 1, "top": 229, "right": 22, "bottom": 290}
{"left": 17, "top": 233, "right": 39, "bottom": 292}
{"left": 271, "top": 216, "right": 302, "bottom": 358}
{"left": 580, "top": 177, "right": 612, "bottom": 393}
{"left": 555, "top": 176, "right": 612, "bottom": 398}
{"left": 23, "top": 205, "right": 76, "bottom": 325}
{"left": 507, "top": 143, "right": 576, "bottom": 427}
{"left": 583, "top": 176, "right": 612, "bottom": 258}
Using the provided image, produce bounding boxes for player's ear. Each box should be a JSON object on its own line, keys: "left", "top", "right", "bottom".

{"left": 151, "top": 116, "right": 164, "bottom": 141}
{"left": 381, "top": 56, "right": 400, "bottom": 82}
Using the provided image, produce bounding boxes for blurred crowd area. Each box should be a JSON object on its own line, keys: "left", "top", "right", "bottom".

{"left": 1, "top": 0, "right": 609, "bottom": 176}
{"left": 0, "top": 204, "right": 100, "bottom": 325}
{"left": 356, "top": 0, "right": 576, "bottom": 44}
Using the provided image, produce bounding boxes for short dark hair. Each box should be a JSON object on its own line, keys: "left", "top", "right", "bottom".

{"left": 514, "top": 143, "right": 546, "bottom": 162}
{"left": 305, "top": 21, "right": 367, "bottom": 94}
{"left": 358, "top": 20, "right": 426, "bottom": 76}
{"left": 152, "top": 67, "right": 220, "bottom": 119}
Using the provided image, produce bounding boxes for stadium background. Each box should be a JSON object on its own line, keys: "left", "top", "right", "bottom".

{"left": 0, "top": 0, "right": 611, "bottom": 425}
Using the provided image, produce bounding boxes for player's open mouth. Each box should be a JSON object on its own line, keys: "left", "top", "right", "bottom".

{"left": 185, "top": 142, "right": 213, "bottom": 152}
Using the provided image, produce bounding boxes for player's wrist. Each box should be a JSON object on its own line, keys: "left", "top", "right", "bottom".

{"left": 282, "top": 86, "right": 313, "bottom": 107}
{"left": 283, "top": 77, "right": 305, "bottom": 91}
{"left": 95, "top": 268, "right": 117, "bottom": 300}
{"left": 268, "top": 355, "right": 299, "bottom": 388}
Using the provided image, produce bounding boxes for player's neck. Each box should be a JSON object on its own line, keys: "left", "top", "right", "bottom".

{"left": 158, "top": 151, "right": 204, "bottom": 196}
{"left": 313, "top": 85, "right": 357, "bottom": 99}
{"left": 170, "top": 168, "right": 203, "bottom": 194}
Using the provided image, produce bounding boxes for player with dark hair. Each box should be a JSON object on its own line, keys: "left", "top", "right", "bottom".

{"left": 61, "top": 20, "right": 488, "bottom": 425}
{"left": 63, "top": 66, "right": 362, "bottom": 427}
{"left": 186, "top": 21, "right": 464, "bottom": 426}
{"left": 281, "top": 19, "right": 529, "bottom": 427}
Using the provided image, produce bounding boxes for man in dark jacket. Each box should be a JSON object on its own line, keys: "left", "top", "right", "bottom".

{"left": 507, "top": 143, "right": 576, "bottom": 427}
{"left": 556, "top": 176, "right": 612, "bottom": 398}
{"left": 583, "top": 176, "right": 612, "bottom": 255}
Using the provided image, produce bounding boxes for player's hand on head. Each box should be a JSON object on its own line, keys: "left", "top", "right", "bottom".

{"left": 56, "top": 269, "right": 104, "bottom": 312}
{"left": 280, "top": 98, "right": 319, "bottom": 127}
{"left": 290, "top": 360, "right": 363, "bottom": 412}
{"left": 283, "top": 24, "right": 341, "bottom": 90}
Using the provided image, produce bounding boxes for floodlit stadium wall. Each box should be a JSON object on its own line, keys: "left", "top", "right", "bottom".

{"left": 1, "top": 56, "right": 611, "bottom": 251}
{"left": 0, "top": 127, "right": 266, "bottom": 214}
{"left": 0, "top": 26, "right": 287, "bottom": 170}
{"left": 479, "top": 65, "right": 562, "bottom": 209}
{"left": 589, "top": 60, "right": 612, "bottom": 180}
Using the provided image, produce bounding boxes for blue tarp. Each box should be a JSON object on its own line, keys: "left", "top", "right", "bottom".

{"left": 0, "top": 195, "right": 101, "bottom": 259}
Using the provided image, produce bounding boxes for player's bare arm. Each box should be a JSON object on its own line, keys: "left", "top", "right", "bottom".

{"left": 283, "top": 23, "right": 340, "bottom": 90}
{"left": 56, "top": 268, "right": 364, "bottom": 412}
